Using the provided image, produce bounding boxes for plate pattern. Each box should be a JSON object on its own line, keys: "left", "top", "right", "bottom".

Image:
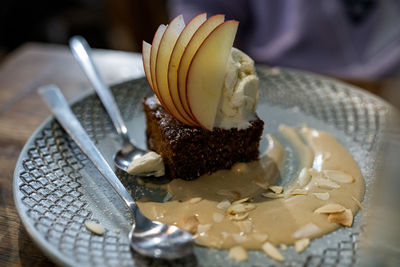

{"left": 14, "top": 68, "right": 390, "bottom": 266}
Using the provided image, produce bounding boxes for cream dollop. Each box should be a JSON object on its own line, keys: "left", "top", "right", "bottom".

{"left": 127, "top": 151, "right": 165, "bottom": 177}
{"left": 214, "top": 48, "right": 259, "bottom": 129}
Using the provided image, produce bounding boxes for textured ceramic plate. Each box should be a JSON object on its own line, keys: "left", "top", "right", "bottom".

{"left": 14, "top": 67, "right": 392, "bottom": 266}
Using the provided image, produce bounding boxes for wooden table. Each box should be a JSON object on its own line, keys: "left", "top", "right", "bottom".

{"left": 0, "top": 43, "right": 394, "bottom": 266}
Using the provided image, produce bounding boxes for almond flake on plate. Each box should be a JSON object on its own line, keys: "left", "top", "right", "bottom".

{"left": 323, "top": 170, "right": 354, "bottom": 183}
{"left": 328, "top": 208, "right": 353, "bottom": 227}
{"left": 269, "top": 185, "right": 283, "bottom": 194}
{"left": 315, "top": 178, "right": 341, "bottom": 189}
{"left": 297, "top": 168, "right": 311, "bottom": 186}
{"left": 229, "top": 212, "right": 249, "bottom": 221}
{"left": 233, "top": 197, "right": 250, "bottom": 204}
{"left": 217, "top": 199, "right": 231, "bottom": 209}
{"left": 295, "top": 238, "right": 310, "bottom": 253}
{"left": 85, "top": 221, "right": 105, "bottom": 235}
{"left": 313, "top": 192, "right": 330, "bottom": 200}
{"left": 253, "top": 233, "right": 269, "bottom": 243}
{"left": 292, "top": 223, "right": 321, "bottom": 239}
{"left": 314, "top": 203, "right": 346, "bottom": 214}
{"left": 228, "top": 246, "right": 248, "bottom": 262}
{"left": 262, "top": 192, "right": 284, "bottom": 199}
{"left": 291, "top": 188, "right": 308, "bottom": 195}
{"left": 188, "top": 197, "right": 202, "bottom": 204}
{"left": 227, "top": 203, "right": 256, "bottom": 215}
{"left": 262, "top": 242, "right": 284, "bottom": 262}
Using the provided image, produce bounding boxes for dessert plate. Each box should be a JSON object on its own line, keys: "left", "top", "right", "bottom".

{"left": 14, "top": 67, "right": 392, "bottom": 266}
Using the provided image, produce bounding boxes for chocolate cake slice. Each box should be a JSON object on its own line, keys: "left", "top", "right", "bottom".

{"left": 143, "top": 96, "right": 264, "bottom": 180}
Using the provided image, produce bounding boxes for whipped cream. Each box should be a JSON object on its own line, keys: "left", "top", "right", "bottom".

{"left": 127, "top": 151, "right": 165, "bottom": 177}
{"left": 214, "top": 48, "right": 259, "bottom": 129}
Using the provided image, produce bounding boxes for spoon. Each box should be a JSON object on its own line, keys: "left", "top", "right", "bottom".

{"left": 69, "top": 35, "right": 154, "bottom": 175}
{"left": 39, "top": 85, "right": 193, "bottom": 259}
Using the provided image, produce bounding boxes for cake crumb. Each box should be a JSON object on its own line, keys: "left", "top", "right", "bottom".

{"left": 85, "top": 221, "right": 105, "bottom": 235}
{"left": 228, "top": 246, "right": 248, "bottom": 262}
{"left": 262, "top": 242, "right": 284, "bottom": 262}
{"left": 295, "top": 238, "right": 310, "bottom": 253}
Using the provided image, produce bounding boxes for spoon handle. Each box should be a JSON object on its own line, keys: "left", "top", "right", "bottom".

{"left": 69, "top": 36, "right": 131, "bottom": 145}
{"left": 39, "top": 85, "right": 137, "bottom": 212}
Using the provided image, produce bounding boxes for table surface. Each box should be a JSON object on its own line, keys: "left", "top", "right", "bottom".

{"left": 0, "top": 42, "right": 393, "bottom": 266}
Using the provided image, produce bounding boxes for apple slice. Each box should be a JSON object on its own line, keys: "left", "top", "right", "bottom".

{"left": 142, "top": 41, "right": 153, "bottom": 90}
{"left": 150, "top": 24, "right": 167, "bottom": 109}
{"left": 168, "top": 13, "right": 207, "bottom": 125}
{"left": 178, "top": 14, "right": 225, "bottom": 121}
{"left": 154, "top": 15, "right": 193, "bottom": 125}
{"left": 186, "top": 20, "right": 239, "bottom": 130}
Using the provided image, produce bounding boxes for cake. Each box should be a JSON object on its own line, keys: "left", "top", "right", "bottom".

{"left": 139, "top": 13, "right": 264, "bottom": 180}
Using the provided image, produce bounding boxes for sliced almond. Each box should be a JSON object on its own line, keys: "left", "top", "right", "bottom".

{"left": 233, "top": 233, "right": 248, "bottom": 243}
{"left": 315, "top": 178, "right": 340, "bottom": 189}
{"left": 262, "top": 192, "right": 284, "bottom": 199}
{"left": 269, "top": 185, "right": 283, "bottom": 194}
{"left": 237, "top": 220, "right": 253, "bottom": 233}
{"left": 352, "top": 196, "right": 363, "bottom": 210}
{"left": 233, "top": 197, "right": 250, "bottom": 204}
{"left": 314, "top": 203, "right": 346, "bottom": 214}
{"left": 229, "top": 212, "right": 249, "bottom": 221}
{"left": 291, "top": 189, "right": 308, "bottom": 195}
{"left": 313, "top": 192, "right": 330, "bottom": 201}
{"left": 253, "top": 233, "right": 269, "bottom": 243}
{"left": 178, "top": 215, "right": 199, "bottom": 234}
{"left": 217, "top": 189, "right": 241, "bottom": 200}
{"left": 328, "top": 208, "right": 353, "bottom": 227}
{"left": 228, "top": 246, "right": 248, "bottom": 262}
{"left": 188, "top": 197, "right": 202, "bottom": 204}
{"left": 85, "top": 221, "right": 105, "bottom": 235}
{"left": 323, "top": 170, "right": 354, "bottom": 183}
{"left": 298, "top": 168, "right": 311, "bottom": 187}
{"left": 213, "top": 212, "right": 224, "bottom": 223}
{"left": 280, "top": 244, "right": 287, "bottom": 250}
{"left": 262, "top": 242, "right": 284, "bottom": 262}
{"left": 295, "top": 238, "right": 310, "bottom": 253}
{"left": 227, "top": 203, "right": 256, "bottom": 215}
{"left": 217, "top": 199, "right": 231, "bottom": 209}
{"left": 292, "top": 223, "right": 321, "bottom": 239}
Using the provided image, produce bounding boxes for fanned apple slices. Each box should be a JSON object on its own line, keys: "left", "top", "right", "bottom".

{"left": 142, "top": 14, "right": 239, "bottom": 130}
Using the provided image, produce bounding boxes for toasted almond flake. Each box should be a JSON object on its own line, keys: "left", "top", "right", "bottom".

{"left": 213, "top": 212, "right": 224, "bottom": 223}
{"left": 262, "top": 242, "right": 284, "bottom": 262}
{"left": 323, "top": 170, "right": 354, "bottom": 183}
{"left": 232, "top": 162, "right": 248, "bottom": 174}
{"left": 114, "top": 229, "right": 120, "bottom": 234}
{"left": 292, "top": 223, "right": 321, "bottom": 239}
{"left": 188, "top": 197, "right": 202, "bottom": 204}
{"left": 280, "top": 244, "right": 287, "bottom": 250}
{"left": 85, "top": 221, "right": 105, "bottom": 235}
{"left": 269, "top": 185, "right": 283, "bottom": 194}
{"left": 291, "top": 188, "right": 308, "bottom": 195}
{"left": 315, "top": 178, "right": 341, "bottom": 189}
{"left": 253, "top": 177, "right": 269, "bottom": 189}
{"left": 237, "top": 220, "right": 253, "bottom": 233}
{"left": 352, "top": 196, "right": 364, "bottom": 210}
{"left": 178, "top": 216, "right": 199, "bottom": 234}
{"left": 227, "top": 203, "right": 256, "bottom": 215}
{"left": 233, "top": 233, "right": 248, "bottom": 243}
{"left": 328, "top": 208, "right": 353, "bottom": 227}
{"left": 229, "top": 212, "right": 249, "bottom": 221}
{"left": 314, "top": 203, "right": 346, "bottom": 214}
{"left": 197, "top": 224, "right": 211, "bottom": 234}
{"left": 313, "top": 192, "right": 330, "bottom": 201}
{"left": 295, "top": 238, "right": 310, "bottom": 253}
{"left": 217, "top": 189, "right": 241, "bottom": 200}
{"left": 298, "top": 168, "right": 311, "bottom": 186}
{"left": 228, "top": 246, "right": 248, "bottom": 262}
{"left": 233, "top": 197, "right": 250, "bottom": 204}
{"left": 217, "top": 199, "right": 231, "bottom": 209}
{"left": 253, "top": 233, "right": 269, "bottom": 243}
{"left": 262, "top": 192, "right": 284, "bottom": 199}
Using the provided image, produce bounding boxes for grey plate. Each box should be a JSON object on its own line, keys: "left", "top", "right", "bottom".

{"left": 13, "top": 67, "right": 392, "bottom": 266}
